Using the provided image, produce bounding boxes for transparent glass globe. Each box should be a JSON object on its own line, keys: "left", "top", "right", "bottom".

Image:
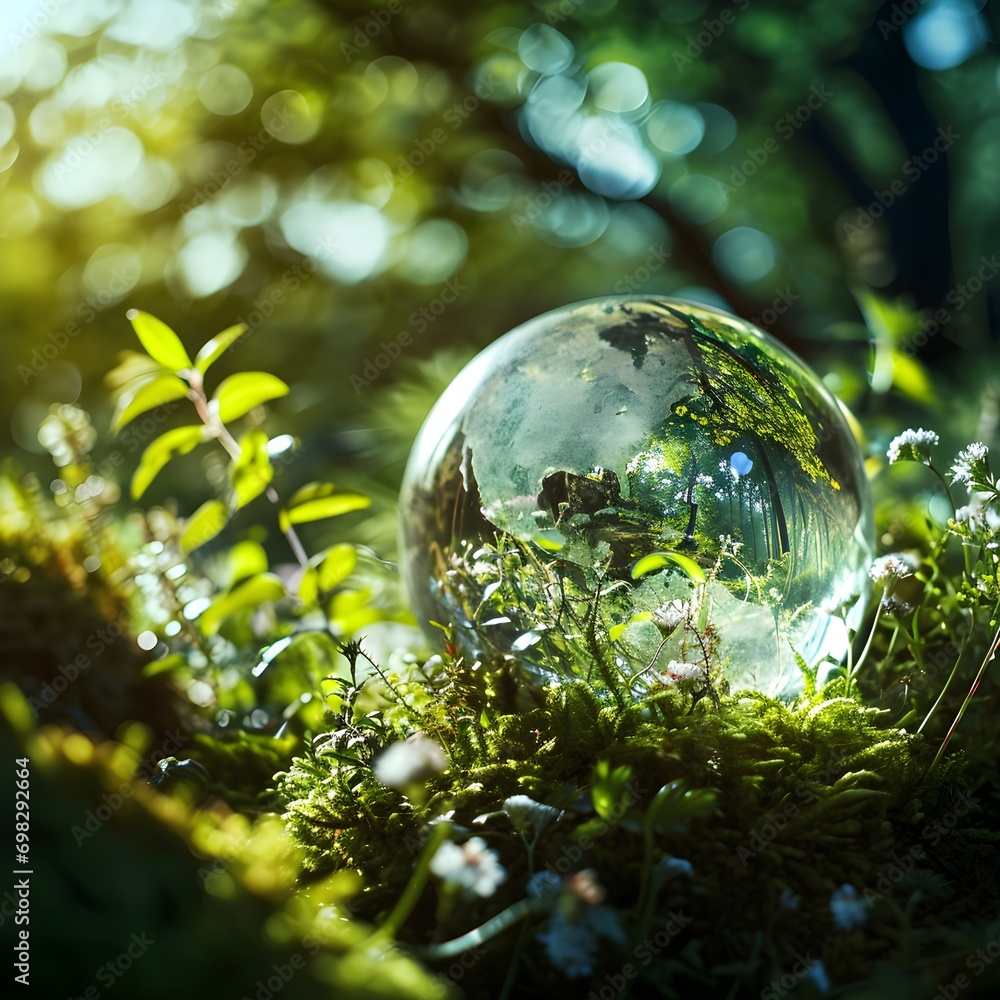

{"left": 399, "top": 296, "right": 873, "bottom": 698}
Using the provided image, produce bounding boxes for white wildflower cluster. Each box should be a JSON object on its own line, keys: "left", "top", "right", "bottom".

{"left": 886, "top": 427, "right": 939, "bottom": 466}
{"left": 869, "top": 554, "right": 914, "bottom": 585}
{"left": 651, "top": 599, "right": 687, "bottom": 634}
{"left": 949, "top": 442, "right": 990, "bottom": 489}
{"left": 429, "top": 836, "right": 506, "bottom": 898}
{"left": 373, "top": 733, "right": 446, "bottom": 790}
{"left": 659, "top": 660, "right": 705, "bottom": 686}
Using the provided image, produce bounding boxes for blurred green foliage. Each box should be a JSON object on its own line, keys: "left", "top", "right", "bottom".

{"left": 4, "top": 2, "right": 1000, "bottom": 998}
{"left": 3, "top": 0, "right": 998, "bottom": 559}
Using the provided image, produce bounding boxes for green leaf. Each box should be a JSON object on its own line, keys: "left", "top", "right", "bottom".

{"left": 284, "top": 493, "right": 371, "bottom": 526}
{"left": 231, "top": 430, "right": 273, "bottom": 509}
{"left": 126, "top": 310, "right": 193, "bottom": 372}
{"left": 608, "top": 622, "right": 628, "bottom": 642}
{"left": 532, "top": 529, "right": 566, "bottom": 552}
{"left": 318, "top": 544, "right": 357, "bottom": 591}
{"left": 112, "top": 373, "right": 190, "bottom": 433}
{"left": 890, "top": 348, "right": 936, "bottom": 405}
{"left": 228, "top": 540, "right": 269, "bottom": 586}
{"left": 181, "top": 499, "right": 229, "bottom": 552}
{"left": 131, "top": 425, "right": 206, "bottom": 499}
{"left": 194, "top": 323, "right": 248, "bottom": 375}
{"left": 591, "top": 761, "right": 634, "bottom": 821}
{"left": 198, "top": 573, "right": 287, "bottom": 636}
{"left": 329, "top": 587, "right": 381, "bottom": 635}
{"left": 142, "top": 653, "right": 187, "bottom": 677}
{"left": 212, "top": 372, "right": 289, "bottom": 423}
{"left": 644, "top": 781, "right": 717, "bottom": 834}
{"left": 286, "top": 481, "right": 336, "bottom": 507}
{"left": 298, "top": 567, "right": 320, "bottom": 606}
{"left": 631, "top": 551, "right": 706, "bottom": 584}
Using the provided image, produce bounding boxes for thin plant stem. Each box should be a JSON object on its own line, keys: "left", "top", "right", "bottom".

{"left": 917, "top": 615, "right": 972, "bottom": 735}
{"left": 414, "top": 897, "right": 547, "bottom": 960}
{"left": 933, "top": 621, "right": 1000, "bottom": 767}
{"left": 849, "top": 600, "right": 884, "bottom": 690}
{"left": 186, "top": 371, "right": 309, "bottom": 570}
{"left": 373, "top": 820, "right": 452, "bottom": 941}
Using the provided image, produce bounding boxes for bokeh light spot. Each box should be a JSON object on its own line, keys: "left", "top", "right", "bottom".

{"left": 198, "top": 63, "right": 253, "bottom": 116}
{"left": 518, "top": 24, "right": 574, "bottom": 75}
{"left": 261, "top": 89, "right": 319, "bottom": 144}
{"left": 589, "top": 62, "right": 649, "bottom": 114}
{"left": 646, "top": 100, "right": 705, "bottom": 155}
{"left": 712, "top": 227, "right": 777, "bottom": 283}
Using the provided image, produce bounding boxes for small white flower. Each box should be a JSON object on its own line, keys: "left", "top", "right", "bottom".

{"left": 502, "top": 795, "right": 562, "bottom": 836}
{"left": 886, "top": 427, "right": 939, "bottom": 465}
{"left": 955, "top": 504, "right": 979, "bottom": 524}
{"left": 830, "top": 883, "right": 868, "bottom": 931}
{"left": 659, "top": 660, "right": 705, "bottom": 685}
{"left": 651, "top": 599, "right": 687, "bottom": 633}
{"left": 430, "top": 837, "right": 506, "bottom": 898}
{"left": 373, "top": 733, "right": 446, "bottom": 790}
{"left": 869, "top": 554, "right": 913, "bottom": 584}
{"left": 950, "top": 442, "right": 989, "bottom": 487}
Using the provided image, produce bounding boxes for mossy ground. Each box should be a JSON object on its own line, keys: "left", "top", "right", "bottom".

{"left": 277, "top": 657, "right": 1000, "bottom": 999}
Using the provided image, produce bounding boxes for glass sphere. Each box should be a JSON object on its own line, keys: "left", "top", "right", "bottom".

{"left": 399, "top": 296, "right": 873, "bottom": 697}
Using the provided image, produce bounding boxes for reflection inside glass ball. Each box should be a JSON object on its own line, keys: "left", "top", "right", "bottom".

{"left": 399, "top": 296, "right": 873, "bottom": 697}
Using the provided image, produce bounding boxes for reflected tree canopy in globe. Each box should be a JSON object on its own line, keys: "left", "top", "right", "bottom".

{"left": 400, "top": 296, "right": 873, "bottom": 697}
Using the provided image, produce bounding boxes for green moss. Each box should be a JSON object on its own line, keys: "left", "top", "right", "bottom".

{"left": 276, "top": 656, "right": 1000, "bottom": 999}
